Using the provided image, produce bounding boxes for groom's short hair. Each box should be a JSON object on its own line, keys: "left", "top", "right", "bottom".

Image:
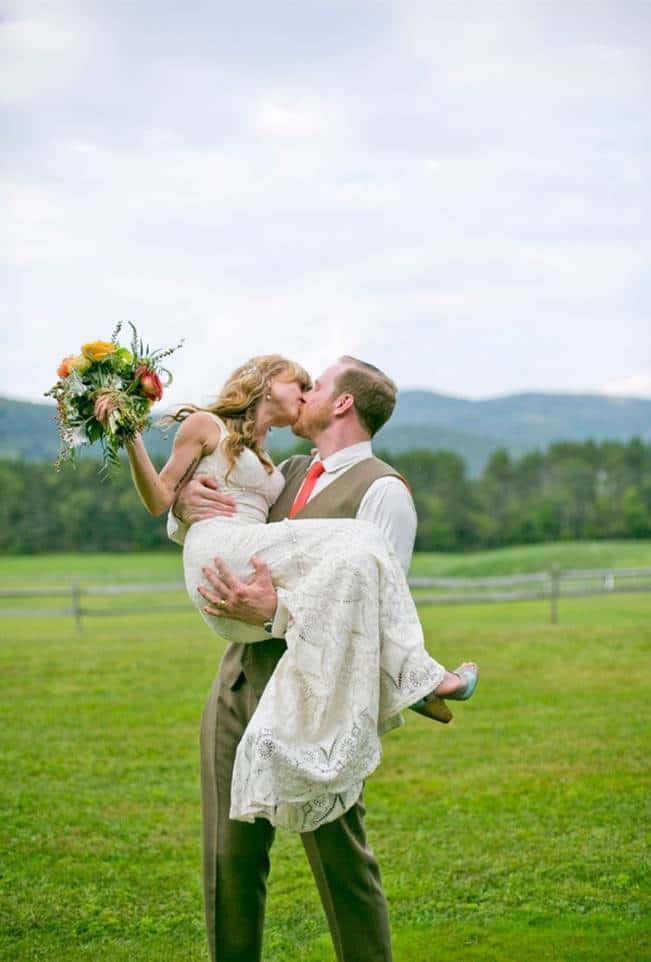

{"left": 335, "top": 356, "right": 397, "bottom": 436}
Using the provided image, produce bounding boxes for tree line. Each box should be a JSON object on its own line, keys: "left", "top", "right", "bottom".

{"left": 0, "top": 438, "right": 649, "bottom": 555}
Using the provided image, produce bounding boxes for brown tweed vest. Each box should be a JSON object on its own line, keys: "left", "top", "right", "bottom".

{"left": 219, "top": 454, "right": 405, "bottom": 696}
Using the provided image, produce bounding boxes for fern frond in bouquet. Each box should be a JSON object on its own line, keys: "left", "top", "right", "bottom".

{"left": 45, "top": 323, "right": 183, "bottom": 474}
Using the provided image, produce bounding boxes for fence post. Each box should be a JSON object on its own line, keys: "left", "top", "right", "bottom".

{"left": 71, "top": 584, "right": 83, "bottom": 633}
{"left": 550, "top": 566, "right": 560, "bottom": 625}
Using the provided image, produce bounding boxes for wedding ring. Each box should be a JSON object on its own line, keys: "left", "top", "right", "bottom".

{"left": 217, "top": 599, "right": 227, "bottom": 609}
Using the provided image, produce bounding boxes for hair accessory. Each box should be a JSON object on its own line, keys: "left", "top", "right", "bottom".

{"left": 240, "top": 363, "right": 262, "bottom": 379}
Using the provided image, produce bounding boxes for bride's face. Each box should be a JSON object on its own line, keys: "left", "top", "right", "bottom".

{"left": 266, "top": 376, "right": 306, "bottom": 427}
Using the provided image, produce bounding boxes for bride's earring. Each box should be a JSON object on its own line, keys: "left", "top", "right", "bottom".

{"left": 265, "top": 393, "right": 271, "bottom": 400}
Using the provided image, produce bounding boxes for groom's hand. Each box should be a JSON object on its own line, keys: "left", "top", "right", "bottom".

{"left": 198, "top": 555, "right": 276, "bottom": 627}
{"left": 173, "top": 475, "right": 236, "bottom": 524}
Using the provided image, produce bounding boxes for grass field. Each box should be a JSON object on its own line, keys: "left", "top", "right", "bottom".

{"left": 2, "top": 539, "right": 651, "bottom": 586}
{"left": 1, "top": 545, "right": 650, "bottom": 961}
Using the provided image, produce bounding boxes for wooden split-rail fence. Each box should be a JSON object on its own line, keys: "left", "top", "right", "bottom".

{"left": 1, "top": 566, "right": 650, "bottom": 631}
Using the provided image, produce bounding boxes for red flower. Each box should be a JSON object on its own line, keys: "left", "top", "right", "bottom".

{"left": 135, "top": 365, "right": 164, "bottom": 402}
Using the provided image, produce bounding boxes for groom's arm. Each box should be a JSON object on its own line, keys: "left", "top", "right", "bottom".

{"left": 166, "top": 476, "right": 238, "bottom": 545}
{"left": 357, "top": 477, "right": 417, "bottom": 574}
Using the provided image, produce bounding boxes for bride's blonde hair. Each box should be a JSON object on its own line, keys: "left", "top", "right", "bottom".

{"left": 165, "top": 354, "right": 311, "bottom": 479}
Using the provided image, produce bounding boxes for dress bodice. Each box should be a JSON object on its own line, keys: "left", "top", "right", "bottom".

{"left": 193, "top": 415, "right": 285, "bottom": 524}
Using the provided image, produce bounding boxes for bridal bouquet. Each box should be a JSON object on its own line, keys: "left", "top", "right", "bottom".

{"left": 45, "top": 322, "right": 183, "bottom": 473}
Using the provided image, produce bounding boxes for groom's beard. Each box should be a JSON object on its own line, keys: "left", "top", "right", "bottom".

{"left": 290, "top": 421, "right": 310, "bottom": 439}
{"left": 291, "top": 402, "right": 332, "bottom": 440}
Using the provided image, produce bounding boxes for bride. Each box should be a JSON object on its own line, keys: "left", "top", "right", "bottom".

{"left": 100, "top": 354, "right": 479, "bottom": 831}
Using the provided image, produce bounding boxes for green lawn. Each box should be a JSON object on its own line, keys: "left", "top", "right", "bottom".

{"left": 411, "top": 539, "right": 651, "bottom": 576}
{"left": 2, "top": 539, "right": 651, "bottom": 587}
{"left": 1, "top": 549, "right": 650, "bottom": 961}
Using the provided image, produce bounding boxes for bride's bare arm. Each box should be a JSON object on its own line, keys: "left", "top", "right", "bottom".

{"left": 126, "top": 412, "right": 220, "bottom": 516}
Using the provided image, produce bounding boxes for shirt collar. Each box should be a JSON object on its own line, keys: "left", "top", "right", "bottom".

{"left": 314, "top": 441, "right": 373, "bottom": 474}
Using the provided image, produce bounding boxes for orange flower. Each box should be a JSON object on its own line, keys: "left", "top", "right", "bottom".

{"left": 57, "top": 355, "right": 76, "bottom": 378}
{"left": 81, "top": 340, "right": 118, "bottom": 362}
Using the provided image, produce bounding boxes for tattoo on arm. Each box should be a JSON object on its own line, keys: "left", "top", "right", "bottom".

{"left": 174, "top": 457, "right": 200, "bottom": 492}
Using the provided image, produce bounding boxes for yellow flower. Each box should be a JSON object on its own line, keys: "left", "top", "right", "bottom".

{"left": 70, "top": 353, "right": 92, "bottom": 372}
{"left": 81, "top": 340, "right": 118, "bottom": 362}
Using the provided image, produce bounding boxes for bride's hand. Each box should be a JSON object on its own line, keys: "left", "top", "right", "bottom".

{"left": 173, "top": 475, "right": 237, "bottom": 524}
{"left": 94, "top": 393, "right": 118, "bottom": 426}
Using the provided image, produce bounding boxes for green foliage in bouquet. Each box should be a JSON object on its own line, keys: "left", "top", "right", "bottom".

{"left": 45, "top": 323, "right": 183, "bottom": 475}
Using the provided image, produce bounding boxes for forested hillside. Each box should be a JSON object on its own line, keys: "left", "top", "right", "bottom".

{"left": 2, "top": 439, "right": 649, "bottom": 554}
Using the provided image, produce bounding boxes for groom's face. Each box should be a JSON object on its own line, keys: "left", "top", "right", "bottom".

{"left": 292, "top": 362, "right": 346, "bottom": 439}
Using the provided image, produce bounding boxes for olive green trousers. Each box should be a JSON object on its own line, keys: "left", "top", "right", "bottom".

{"left": 199, "top": 665, "right": 393, "bottom": 961}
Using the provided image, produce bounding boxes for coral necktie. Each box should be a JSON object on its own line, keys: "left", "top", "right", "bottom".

{"left": 289, "top": 461, "right": 326, "bottom": 518}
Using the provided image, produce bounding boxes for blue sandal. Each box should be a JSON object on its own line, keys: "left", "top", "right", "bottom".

{"left": 446, "top": 664, "right": 479, "bottom": 701}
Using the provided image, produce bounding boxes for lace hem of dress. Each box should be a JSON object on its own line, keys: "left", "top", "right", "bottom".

{"left": 379, "top": 656, "right": 446, "bottom": 722}
{"left": 230, "top": 710, "right": 383, "bottom": 831}
{"left": 229, "top": 648, "right": 445, "bottom": 833}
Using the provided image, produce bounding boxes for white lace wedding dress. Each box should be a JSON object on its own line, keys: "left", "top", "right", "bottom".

{"left": 183, "top": 416, "right": 445, "bottom": 831}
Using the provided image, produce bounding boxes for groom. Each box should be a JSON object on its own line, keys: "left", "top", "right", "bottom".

{"left": 169, "top": 356, "right": 418, "bottom": 962}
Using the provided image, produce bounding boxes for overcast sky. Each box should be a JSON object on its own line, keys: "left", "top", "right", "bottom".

{"left": 2, "top": 0, "right": 649, "bottom": 409}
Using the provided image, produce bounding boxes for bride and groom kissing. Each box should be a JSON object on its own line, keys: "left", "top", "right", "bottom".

{"left": 122, "top": 353, "right": 478, "bottom": 962}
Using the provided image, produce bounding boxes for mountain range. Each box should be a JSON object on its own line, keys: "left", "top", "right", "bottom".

{"left": 1, "top": 391, "right": 649, "bottom": 476}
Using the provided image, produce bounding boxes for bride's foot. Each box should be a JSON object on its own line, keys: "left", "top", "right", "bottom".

{"left": 408, "top": 662, "right": 479, "bottom": 723}
{"left": 437, "top": 662, "right": 479, "bottom": 701}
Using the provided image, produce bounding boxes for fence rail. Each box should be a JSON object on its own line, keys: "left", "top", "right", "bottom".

{"left": 1, "top": 566, "right": 650, "bottom": 629}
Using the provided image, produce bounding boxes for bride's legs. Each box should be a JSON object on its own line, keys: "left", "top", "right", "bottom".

{"left": 309, "top": 521, "right": 471, "bottom": 717}
{"left": 349, "top": 525, "right": 480, "bottom": 712}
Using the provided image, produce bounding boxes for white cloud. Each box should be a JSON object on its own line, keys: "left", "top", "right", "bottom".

{"left": 0, "top": 12, "right": 92, "bottom": 103}
{"left": 255, "top": 99, "right": 337, "bottom": 139}
{"left": 602, "top": 374, "right": 651, "bottom": 399}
